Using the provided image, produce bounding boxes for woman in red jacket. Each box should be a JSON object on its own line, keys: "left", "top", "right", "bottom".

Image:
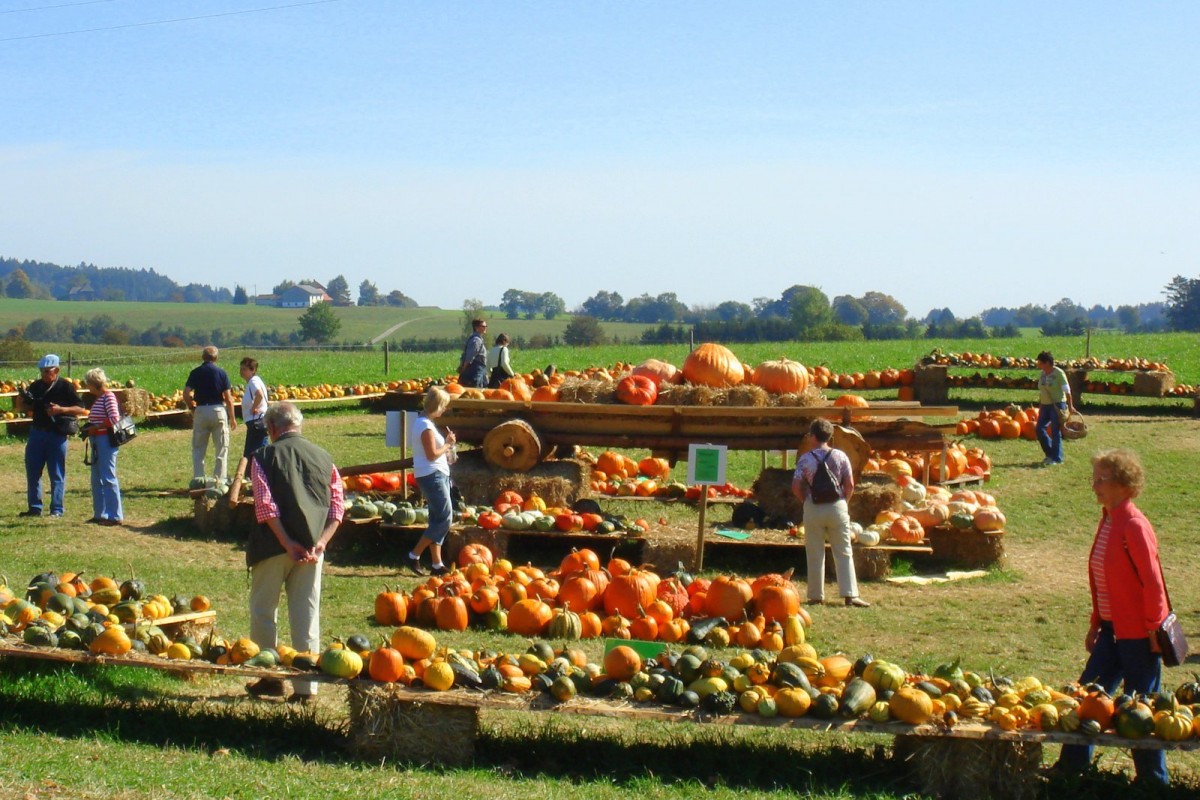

{"left": 1055, "top": 449, "right": 1169, "bottom": 784}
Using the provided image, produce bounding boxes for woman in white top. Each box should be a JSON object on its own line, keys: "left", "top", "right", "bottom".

{"left": 487, "top": 334, "right": 515, "bottom": 389}
{"left": 405, "top": 387, "right": 457, "bottom": 577}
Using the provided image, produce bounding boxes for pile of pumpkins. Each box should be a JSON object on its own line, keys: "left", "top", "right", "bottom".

{"left": 376, "top": 547, "right": 828, "bottom": 649}
{"left": 857, "top": 482, "right": 1007, "bottom": 546}
{"left": 0, "top": 571, "right": 212, "bottom": 660}
{"left": 335, "top": 614, "right": 1200, "bottom": 744}
{"left": 954, "top": 406, "right": 1043, "bottom": 441}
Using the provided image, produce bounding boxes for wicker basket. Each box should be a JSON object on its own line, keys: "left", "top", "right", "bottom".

{"left": 1062, "top": 411, "right": 1088, "bottom": 440}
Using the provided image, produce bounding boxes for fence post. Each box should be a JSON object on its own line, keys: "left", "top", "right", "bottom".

{"left": 384, "top": 341, "right": 389, "bottom": 375}
{"left": 67, "top": 352, "right": 73, "bottom": 378}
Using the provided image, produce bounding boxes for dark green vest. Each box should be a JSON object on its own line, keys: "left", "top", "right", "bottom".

{"left": 246, "top": 432, "right": 335, "bottom": 568}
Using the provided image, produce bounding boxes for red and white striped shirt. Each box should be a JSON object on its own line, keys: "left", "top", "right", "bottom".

{"left": 252, "top": 461, "right": 345, "bottom": 526}
{"left": 87, "top": 391, "right": 120, "bottom": 428}
{"left": 1090, "top": 517, "right": 1114, "bottom": 622}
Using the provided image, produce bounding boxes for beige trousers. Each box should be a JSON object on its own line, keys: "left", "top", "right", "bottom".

{"left": 192, "top": 405, "right": 229, "bottom": 481}
{"left": 803, "top": 498, "right": 859, "bottom": 601}
{"left": 250, "top": 552, "right": 323, "bottom": 694}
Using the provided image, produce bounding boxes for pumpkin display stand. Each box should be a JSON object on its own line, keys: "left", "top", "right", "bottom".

{"left": 348, "top": 683, "right": 480, "bottom": 766}
{"left": 925, "top": 527, "right": 1006, "bottom": 569}
{"left": 451, "top": 449, "right": 589, "bottom": 509}
{"left": 893, "top": 734, "right": 1042, "bottom": 800}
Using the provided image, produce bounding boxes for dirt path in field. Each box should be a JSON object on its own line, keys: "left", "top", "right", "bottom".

{"left": 369, "top": 315, "right": 435, "bottom": 344}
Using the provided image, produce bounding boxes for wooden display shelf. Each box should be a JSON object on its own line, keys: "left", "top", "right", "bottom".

{"left": 4, "top": 638, "right": 1196, "bottom": 752}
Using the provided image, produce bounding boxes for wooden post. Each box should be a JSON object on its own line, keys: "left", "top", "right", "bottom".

{"left": 695, "top": 492, "right": 708, "bottom": 571}
{"left": 400, "top": 411, "right": 408, "bottom": 501}
{"left": 67, "top": 352, "right": 73, "bottom": 378}
{"left": 384, "top": 341, "right": 390, "bottom": 375}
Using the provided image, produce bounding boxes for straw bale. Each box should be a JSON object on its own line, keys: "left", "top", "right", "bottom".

{"left": 643, "top": 536, "right": 698, "bottom": 573}
{"left": 851, "top": 546, "right": 892, "bottom": 581}
{"left": 721, "top": 384, "right": 770, "bottom": 407}
{"left": 348, "top": 684, "right": 479, "bottom": 766}
{"left": 751, "top": 468, "right": 804, "bottom": 526}
{"left": 667, "top": 385, "right": 717, "bottom": 406}
{"left": 926, "top": 528, "right": 1005, "bottom": 568}
{"left": 847, "top": 477, "right": 902, "bottom": 527}
{"left": 451, "top": 448, "right": 588, "bottom": 507}
{"left": 776, "top": 386, "right": 826, "bottom": 408}
{"left": 893, "top": 735, "right": 1042, "bottom": 800}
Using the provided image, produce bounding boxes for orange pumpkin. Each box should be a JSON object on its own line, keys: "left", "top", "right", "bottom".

{"left": 682, "top": 343, "right": 744, "bottom": 388}
{"left": 456, "top": 543, "right": 494, "bottom": 568}
{"left": 615, "top": 374, "right": 658, "bottom": 406}
{"left": 889, "top": 515, "right": 925, "bottom": 544}
{"left": 752, "top": 358, "right": 810, "bottom": 394}
{"left": 631, "top": 358, "right": 682, "bottom": 387}
{"left": 506, "top": 598, "right": 554, "bottom": 636}
{"left": 832, "top": 394, "right": 869, "bottom": 408}
{"left": 638, "top": 457, "right": 671, "bottom": 480}
{"left": 603, "top": 568, "right": 658, "bottom": 618}
{"left": 374, "top": 584, "right": 408, "bottom": 626}
{"left": 368, "top": 645, "right": 407, "bottom": 683}
{"left": 603, "top": 645, "right": 643, "bottom": 681}
{"left": 559, "top": 547, "right": 601, "bottom": 576}
{"left": 704, "top": 575, "right": 753, "bottom": 620}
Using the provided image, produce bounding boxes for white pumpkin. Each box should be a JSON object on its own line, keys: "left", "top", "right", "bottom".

{"left": 900, "top": 481, "right": 927, "bottom": 506}
{"left": 857, "top": 528, "right": 882, "bottom": 547}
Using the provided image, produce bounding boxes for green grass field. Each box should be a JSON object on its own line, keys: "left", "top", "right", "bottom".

{"left": 3, "top": 330, "right": 1198, "bottom": 402}
{"left": 0, "top": 298, "right": 660, "bottom": 348}
{"left": 2, "top": 399, "right": 1200, "bottom": 797}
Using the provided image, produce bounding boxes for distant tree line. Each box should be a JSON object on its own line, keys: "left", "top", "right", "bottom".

{"left": 1, "top": 258, "right": 230, "bottom": 303}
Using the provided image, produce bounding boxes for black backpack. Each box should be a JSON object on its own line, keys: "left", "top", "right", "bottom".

{"left": 809, "top": 450, "right": 842, "bottom": 504}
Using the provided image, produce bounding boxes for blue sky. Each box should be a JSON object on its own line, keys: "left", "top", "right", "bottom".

{"left": 2, "top": 1, "right": 1197, "bottom": 317}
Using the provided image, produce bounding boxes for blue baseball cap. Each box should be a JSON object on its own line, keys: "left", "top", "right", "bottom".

{"left": 38, "top": 354, "right": 60, "bottom": 369}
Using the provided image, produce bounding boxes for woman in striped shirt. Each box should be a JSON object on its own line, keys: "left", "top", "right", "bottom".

{"left": 84, "top": 368, "right": 123, "bottom": 526}
{"left": 1054, "top": 449, "right": 1169, "bottom": 784}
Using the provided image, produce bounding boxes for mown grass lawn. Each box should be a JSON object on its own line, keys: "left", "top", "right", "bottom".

{"left": 3, "top": 398, "right": 1200, "bottom": 798}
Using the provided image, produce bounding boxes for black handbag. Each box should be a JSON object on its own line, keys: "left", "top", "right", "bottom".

{"left": 108, "top": 416, "right": 138, "bottom": 447}
{"left": 54, "top": 414, "right": 80, "bottom": 437}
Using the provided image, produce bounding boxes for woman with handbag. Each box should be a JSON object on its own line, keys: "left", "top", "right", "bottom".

{"left": 83, "top": 368, "right": 123, "bottom": 526}
{"left": 20, "top": 354, "right": 86, "bottom": 519}
{"left": 1054, "top": 449, "right": 1170, "bottom": 784}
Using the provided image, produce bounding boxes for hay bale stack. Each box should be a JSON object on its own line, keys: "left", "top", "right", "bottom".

{"left": 451, "top": 448, "right": 588, "bottom": 507}
{"left": 662, "top": 385, "right": 717, "bottom": 406}
{"left": 775, "top": 386, "right": 827, "bottom": 407}
{"left": 926, "top": 528, "right": 1006, "bottom": 568}
{"left": 893, "top": 735, "right": 1042, "bottom": 800}
{"left": 348, "top": 684, "right": 479, "bottom": 766}
{"left": 848, "top": 476, "right": 902, "bottom": 526}
{"left": 720, "top": 385, "right": 770, "bottom": 407}
{"left": 752, "top": 468, "right": 804, "bottom": 526}
{"left": 643, "top": 537, "right": 697, "bottom": 573}
{"left": 1133, "top": 370, "right": 1175, "bottom": 397}
{"left": 558, "top": 377, "right": 616, "bottom": 404}
{"left": 851, "top": 546, "right": 892, "bottom": 581}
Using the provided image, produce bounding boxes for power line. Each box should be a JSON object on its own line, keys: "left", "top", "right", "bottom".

{"left": 2, "top": 0, "right": 116, "bottom": 15}
{"left": 0, "top": 0, "right": 341, "bottom": 42}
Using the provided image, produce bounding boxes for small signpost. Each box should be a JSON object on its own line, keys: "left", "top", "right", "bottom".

{"left": 686, "top": 443, "right": 727, "bottom": 571}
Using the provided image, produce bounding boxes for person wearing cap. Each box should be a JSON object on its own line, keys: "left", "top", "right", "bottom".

{"left": 20, "top": 354, "right": 86, "bottom": 518}
{"left": 183, "top": 346, "right": 237, "bottom": 484}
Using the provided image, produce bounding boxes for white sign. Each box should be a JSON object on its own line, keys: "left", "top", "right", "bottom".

{"left": 686, "top": 443, "right": 727, "bottom": 486}
{"left": 385, "top": 411, "right": 406, "bottom": 448}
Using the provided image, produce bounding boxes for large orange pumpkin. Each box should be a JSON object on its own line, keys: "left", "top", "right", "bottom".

{"left": 559, "top": 547, "right": 601, "bottom": 576}
{"left": 596, "top": 451, "right": 627, "bottom": 479}
{"left": 638, "top": 457, "right": 671, "bottom": 480}
{"left": 506, "top": 598, "right": 554, "bottom": 636}
{"left": 682, "top": 343, "right": 744, "bottom": 388}
{"left": 456, "top": 543, "right": 494, "bottom": 569}
{"left": 615, "top": 375, "right": 658, "bottom": 406}
{"left": 603, "top": 568, "right": 658, "bottom": 618}
{"left": 889, "top": 516, "right": 925, "bottom": 544}
{"left": 752, "top": 358, "right": 810, "bottom": 395}
{"left": 832, "top": 394, "right": 869, "bottom": 408}
{"left": 374, "top": 585, "right": 408, "bottom": 626}
{"left": 704, "top": 575, "right": 753, "bottom": 620}
{"left": 558, "top": 576, "right": 602, "bottom": 612}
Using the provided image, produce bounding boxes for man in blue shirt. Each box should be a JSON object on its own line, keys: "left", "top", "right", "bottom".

{"left": 183, "top": 346, "right": 237, "bottom": 483}
{"left": 457, "top": 318, "right": 488, "bottom": 388}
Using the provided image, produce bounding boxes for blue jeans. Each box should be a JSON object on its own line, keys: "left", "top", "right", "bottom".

{"left": 415, "top": 471, "right": 452, "bottom": 545}
{"left": 1036, "top": 402, "right": 1066, "bottom": 463}
{"left": 1059, "top": 622, "right": 1168, "bottom": 784}
{"left": 90, "top": 434, "right": 123, "bottom": 522}
{"left": 25, "top": 427, "right": 68, "bottom": 515}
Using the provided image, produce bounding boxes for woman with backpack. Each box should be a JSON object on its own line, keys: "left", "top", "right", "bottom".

{"left": 791, "top": 418, "right": 869, "bottom": 607}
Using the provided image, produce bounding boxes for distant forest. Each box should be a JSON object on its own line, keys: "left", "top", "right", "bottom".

{"left": 1, "top": 257, "right": 231, "bottom": 303}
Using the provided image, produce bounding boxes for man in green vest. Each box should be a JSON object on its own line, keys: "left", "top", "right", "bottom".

{"left": 244, "top": 401, "right": 344, "bottom": 703}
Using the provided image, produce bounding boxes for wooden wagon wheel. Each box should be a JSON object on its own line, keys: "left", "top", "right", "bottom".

{"left": 482, "top": 419, "right": 545, "bottom": 472}
{"left": 830, "top": 424, "right": 870, "bottom": 479}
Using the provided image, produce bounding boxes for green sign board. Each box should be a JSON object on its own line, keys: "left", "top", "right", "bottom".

{"left": 686, "top": 443, "right": 727, "bottom": 486}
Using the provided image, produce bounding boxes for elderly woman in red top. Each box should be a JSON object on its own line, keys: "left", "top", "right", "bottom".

{"left": 1055, "top": 449, "right": 1169, "bottom": 784}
